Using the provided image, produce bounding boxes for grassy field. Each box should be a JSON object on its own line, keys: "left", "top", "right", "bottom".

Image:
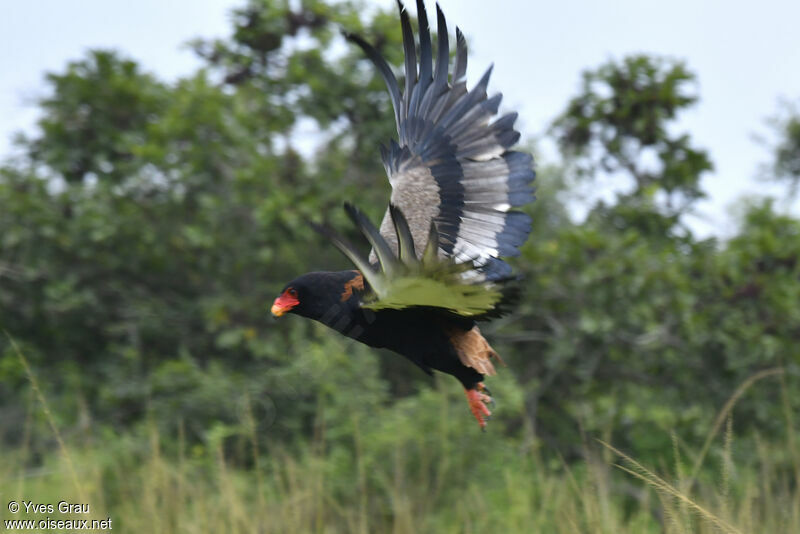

{"left": 3, "top": 370, "right": 798, "bottom": 534}
{"left": 2, "top": 426, "right": 798, "bottom": 533}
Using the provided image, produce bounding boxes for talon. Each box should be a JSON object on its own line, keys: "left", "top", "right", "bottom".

{"left": 475, "top": 382, "right": 495, "bottom": 410}
{"left": 465, "top": 385, "right": 493, "bottom": 430}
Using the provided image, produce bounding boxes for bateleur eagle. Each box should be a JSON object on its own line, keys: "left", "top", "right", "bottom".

{"left": 272, "top": 0, "right": 536, "bottom": 429}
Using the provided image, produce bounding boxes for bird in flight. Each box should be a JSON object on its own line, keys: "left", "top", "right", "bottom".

{"left": 271, "top": 0, "right": 535, "bottom": 429}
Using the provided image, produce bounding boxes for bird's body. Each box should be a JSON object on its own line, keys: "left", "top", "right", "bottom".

{"left": 272, "top": 1, "right": 535, "bottom": 429}
{"left": 279, "top": 270, "right": 487, "bottom": 385}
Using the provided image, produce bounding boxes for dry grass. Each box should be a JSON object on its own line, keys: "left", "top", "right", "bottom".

{"left": 2, "top": 337, "right": 798, "bottom": 533}
{"left": 3, "top": 428, "right": 798, "bottom": 533}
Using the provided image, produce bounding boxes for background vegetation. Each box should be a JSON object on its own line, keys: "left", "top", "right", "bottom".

{"left": 1, "top": 0, "right": 799, "bottom": 532}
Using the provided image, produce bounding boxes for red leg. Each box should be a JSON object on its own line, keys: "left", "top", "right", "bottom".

{"left": 464, "top": 382, "right": 493, "bottom": 430}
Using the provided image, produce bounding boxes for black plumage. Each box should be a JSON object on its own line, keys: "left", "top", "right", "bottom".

{"left": 272, "top": 1, "right": 536, "bottom": 429}
{"left": 277, "top": 270, "right": 481, "bottom": 387}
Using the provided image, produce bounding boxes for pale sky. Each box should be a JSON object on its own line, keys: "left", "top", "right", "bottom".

{"left": 2, "top": 0, "right": 799, "bottom": 237}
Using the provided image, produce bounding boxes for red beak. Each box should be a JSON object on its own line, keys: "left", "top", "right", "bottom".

{"left": 271, "top": 290, "right": 299, "bottom": 317}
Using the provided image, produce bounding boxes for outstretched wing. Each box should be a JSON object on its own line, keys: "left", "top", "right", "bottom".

{"left": 344, "top": 0, "right": 535, "bottom": 281}
{"left": 312, "top": 204, "right": 511, "bottom": 318}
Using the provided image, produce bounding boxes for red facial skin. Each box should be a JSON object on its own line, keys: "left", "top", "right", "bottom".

{"left": 271, "top": 288, "right": 299, "bottom": 317}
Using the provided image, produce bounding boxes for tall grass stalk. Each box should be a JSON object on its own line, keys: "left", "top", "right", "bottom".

{"left": 3, "top": 338, "right": 798, "bottom": 533}
{"left": 599, "top": 440, "right": 742, "bottom": 534}
{"left": 688, "top": 367, "right": 784, "bottom": 484}
{"left": 5, "top": 331, "right": 87, "bottom": 503}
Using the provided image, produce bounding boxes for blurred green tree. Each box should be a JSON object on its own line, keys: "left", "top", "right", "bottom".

{"left": 0, "top": 0, "right": 796, "bottom": 474}
{"left": 502, "top": 55, "right": 795, "bottom": 459}
{"left": 764, "top": 100, "right": 800, "bottom": 198}
{"left": 552, "top": 55, "right": 713, "bottom": 236}
{"left": 0, "top": 0, "right": 408, "bottom": 452}
{"left": 25, "top": 50, "right": 168, "bottom": 184}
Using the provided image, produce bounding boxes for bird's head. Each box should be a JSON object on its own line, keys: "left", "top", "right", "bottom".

{"left": 271, "top": 284, "right": 301, "bottom": 318}
{"left": 271, "top": 271, "right": 363, "bottom": 320}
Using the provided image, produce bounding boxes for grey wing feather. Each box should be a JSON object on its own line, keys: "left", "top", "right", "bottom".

{"left": 345, "top": 0, "right": 535, "bottom": 281}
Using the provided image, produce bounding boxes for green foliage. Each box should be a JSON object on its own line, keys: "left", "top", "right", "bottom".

{"left": 190, "top": 0, "right": 400, "bottom": 189}
{"left": 764, "top": 100, "right": 800, "bottom": 196}
{"left": 1, "top": 0, "right": 799, "bottom": 529}
{"left": 27, "top": 50, "right": 169, "bottom": 184}
{"left": 552, "top": 55, "right": 712, "bottom": 231}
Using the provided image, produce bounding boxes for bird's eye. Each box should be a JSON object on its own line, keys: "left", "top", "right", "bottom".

{"left": 287, "top": 288, "right": 298, "bottom": 298}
